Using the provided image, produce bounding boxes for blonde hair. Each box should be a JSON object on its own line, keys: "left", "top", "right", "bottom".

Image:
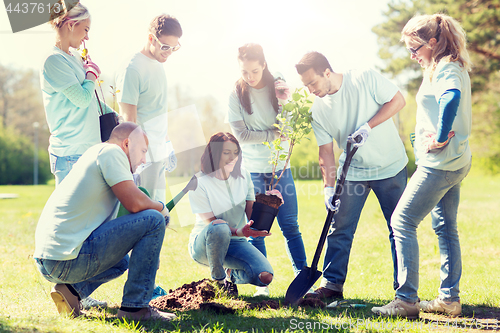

{"left": 401, "top": 13, "right": 472, "bottom": 77}
{"left": 49, "top": 0, "right": 90, "bottom": 30}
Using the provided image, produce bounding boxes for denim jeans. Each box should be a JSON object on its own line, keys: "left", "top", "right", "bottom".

{"left": 189, "top": 221, "right": 274, "bottom": 286}
{"left": 35, "top": 210, "right": 166, "bottom": 308}
{"left": 320, "top": 167, "right": 407, "bottom": 292}
{"left": 249, "top": 169, "right": 307, "bottom": 274}
{"left": 49, "top": 154, "right": 81, "bottom": 186}
{"left": 393, "top": 162, "right": 471, "bottom": 303}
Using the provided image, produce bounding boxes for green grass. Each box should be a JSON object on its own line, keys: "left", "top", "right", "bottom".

{"left": 0, "top": 166, "right": 499, "bottom": 332}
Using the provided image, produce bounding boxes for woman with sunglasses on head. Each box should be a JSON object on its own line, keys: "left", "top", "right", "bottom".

{"left": 227, "top": 43, "right": 307, "bottom": 297}
{"left": 188, "top": 132, "right": 273, "bottom": 297}
{"left": 372, "top": 14, "right": 472, "bottom": 319}
{"left": 41, "top": 0, "right": 115, "bottom": 310}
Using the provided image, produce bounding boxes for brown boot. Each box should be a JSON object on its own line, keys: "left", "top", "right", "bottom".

{"left": 50, "top": 284, "right": 81, "bottom": 317}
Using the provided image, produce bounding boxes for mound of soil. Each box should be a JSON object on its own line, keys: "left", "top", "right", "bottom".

{"left": 297, "top": 297, "right": 326, "bottom": 308}
{"left": 255, "top": 193, "right": 282, "bottom": 209}
{"left": 150, "top": 279, "right": 216, "bottom": 311}
{"left": 149, "top": 279, "right": 314, "bottom": 313}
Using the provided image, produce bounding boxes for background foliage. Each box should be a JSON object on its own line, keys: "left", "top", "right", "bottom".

{"left": 372, "top": 0, "right": 500, "bottom": 173}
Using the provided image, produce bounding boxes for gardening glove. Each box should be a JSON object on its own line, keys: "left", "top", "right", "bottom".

{"left": 83, "top": 56, "right": 101, "bottom": 80}
{"left": 159, "top": 201, "right": 170, "bottom": 225}
{"left": 274, "top": 79, "right": 291, "bottom": 100}
{"left": 165, "top": 141, "right": 177, "bottom": 172}
{"left": 422, "top": 131, "right": 455, "bottom": 153}
{"left": 348, "top": 122, "right": 371, "bottom": 148}
{"left": 324, "top": 186, "right": 341, "bottom": 214}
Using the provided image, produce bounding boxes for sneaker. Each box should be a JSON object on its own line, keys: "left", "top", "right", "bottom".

{"left": 372, "top": 298, "right": 420, "bottom": 319}
{"left": 50, "top": 284, "right": 81, "bottom": 317}
{"left": 420, "top": 298, "right": 461, "bottom": 317}
{"left": 222, "top": 280, "right": 238, "bottom": 297}
{"left": 305, "top": 287, "right": 343, "bottom": 300}
{"left": 151, "top": 285, "right": 168, "bottom": 300}
{"left": 117, "top": 305, "right": 176, "bottom": 322}
{"left": 80, "top": 296, "right": 108, "bottom": 310}
{"left": 253, "top": 286, "right": 270, "bottom": 297}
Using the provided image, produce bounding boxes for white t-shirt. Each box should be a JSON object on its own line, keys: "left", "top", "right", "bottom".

{"left": 311, "top": 69, "right": 408, "bottom": 181}
{"left": 40, "top": 46, "right": 100, "bottom": 156}
{"left": 34, "top": 143, "right": 133, "bottom": 260}
{"left": 414, "top": 60, "right": 472, "bottom": 170}
{"left": 188, "top": 169, "right": 255, "bottom": 245}
{"left": 116, "top": 52, "right": 169, "bottom": 162}
{"left": 228, "top": 85, "right": 289, "bottom": 173}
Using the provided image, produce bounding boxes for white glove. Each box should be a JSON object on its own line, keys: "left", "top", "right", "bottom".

{"left": 159, "top": 201, "right": 170, "bottom": 224}
{"left": 324, "top": 187, "right": 341, "bottom": 213}
{"left": 165, "top": 141, "right": 177, "bottom": 172}
{"left": 348, "top": 122, "right": 371, "bottom": 148}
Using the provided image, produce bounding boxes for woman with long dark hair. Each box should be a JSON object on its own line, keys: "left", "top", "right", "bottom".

{"left": 188, "top": 132, "right": 273, "bottom": 297}
{"left": 227, "top": 43, "right": 307, "bottom": 296}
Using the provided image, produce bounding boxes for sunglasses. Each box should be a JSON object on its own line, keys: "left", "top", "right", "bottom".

{"left": 151, "top": 34, "right": 181, "bottom": 52}
{"left": 408, "top": 43, "right": 426, "bottom": 56}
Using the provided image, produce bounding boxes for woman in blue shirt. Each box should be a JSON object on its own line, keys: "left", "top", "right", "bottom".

{"left": 228, "top": 43, "right": 307, "bottom": 296}
{"left": 373, "top": 13, "right": 472, "bottom": 319}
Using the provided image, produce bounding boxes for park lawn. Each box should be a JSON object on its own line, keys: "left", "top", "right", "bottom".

{"left": 0, "top": 166, "right": 498, "bottom": 332}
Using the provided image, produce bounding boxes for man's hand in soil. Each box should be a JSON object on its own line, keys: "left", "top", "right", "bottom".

{"left": 236, "top": 220, "right": 272, "bottom": 238}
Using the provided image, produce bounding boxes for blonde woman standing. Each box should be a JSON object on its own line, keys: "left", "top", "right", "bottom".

{"left": 373, "top": 13, "right": 472, "bottom": 319}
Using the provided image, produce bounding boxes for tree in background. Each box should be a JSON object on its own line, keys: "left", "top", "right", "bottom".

{"left": 373, "top": 0, "right": 500, "bottom": 173}
{"left": 0, "top": 63, "right": 51, "bottom": 184}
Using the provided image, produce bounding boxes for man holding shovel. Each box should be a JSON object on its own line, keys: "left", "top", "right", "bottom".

{"left": 295, "top": 52, "right": 408, "bottom": 301}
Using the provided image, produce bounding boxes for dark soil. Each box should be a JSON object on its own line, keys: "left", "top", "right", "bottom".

{"left": 149, "top": 279, "right": 314, "bottom": 313}
{"left": 255, "top": 193, "right": 282, "bottom": 209}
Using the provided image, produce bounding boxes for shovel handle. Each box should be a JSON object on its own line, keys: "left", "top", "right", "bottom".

{"left": 310, "top": 140, "right": 359, "bottom": 270}
{"left": 165, "top": 175, "right": 198, "bottom": 211}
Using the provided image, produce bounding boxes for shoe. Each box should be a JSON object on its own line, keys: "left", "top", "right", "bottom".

{"left": 372, "top": 298, "right": 420, "bottom": 319}
{"left": 117, "top": 305, "right": 176, "bottom": 321}
{"left": 50, "top": 284, "right": 81, "bottom": 317}
{"left": 222, "top": 280, "right": 238, "bottom": 297}
{"left": 80, "top": 296, "right": 108, "bottom": 310}
{"left": 305, "top": 287, "right": 343, "bottom": 300}
{"left": 151, "top": 285, "right": 168, "bottom": 300}
{"left": 253, "top": 286, "right": 270, "bottom": 297}
{"left": 420, "top": 298, "right": 461, "bottom": 317}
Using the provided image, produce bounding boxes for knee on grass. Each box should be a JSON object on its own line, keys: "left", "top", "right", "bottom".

{"left": 259, "top": 272, "right": 273, "bottom": 285}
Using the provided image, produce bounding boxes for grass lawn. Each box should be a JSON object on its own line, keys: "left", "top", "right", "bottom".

{"left": 0, "top": 166, "right": 498, "bottom": 332}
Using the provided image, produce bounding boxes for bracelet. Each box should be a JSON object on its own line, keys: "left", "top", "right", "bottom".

{"left": 236, "top": 228, "right": 244, "bottom": 237}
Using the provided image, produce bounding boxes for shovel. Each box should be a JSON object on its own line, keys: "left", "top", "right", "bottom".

{"left": 284, "top": 139, "right": 360, "bottom": 305}
{"left": 116, "top": 175, "right": 198, "bottom": 218}
{"left": 165, "top": 174, "right": 198, "bottom": 211}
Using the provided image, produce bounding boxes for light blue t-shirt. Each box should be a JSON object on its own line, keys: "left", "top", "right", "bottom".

{"left": 228, "top": 85, "right": 289, "bottom": 173}
{"left": 311, "top": 69, "right": 408, "bottom": 181}
{"left": 34, "top": 143, "right": 133, "bottom": 260}
{"left": 188, "top": 169, "right": 255, "bottom": 245}
{"left": 40, "top": 46, "right": 100, "bottom": 156}
{"left": 116, "top": 52, "right": 169, "bottom": 163}
{"left": 414, "top": 61, "right": 472, "bottom": 170}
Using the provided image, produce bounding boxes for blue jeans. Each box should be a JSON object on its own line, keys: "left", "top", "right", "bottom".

{"left": 49, "top": 154, "right": 81, "bottom": 186}
{"left": 35, "top": 210, "right": 166, "bottom": 308}
{"left": 189, "top": 221, "right": 274, "bottom": 286}
{"left": 249, "top": 169, "right": 307, "bottom": 274}
{"left": 320, "top": 167, "right": 407, "bottom": 292}
{"left": 393, "top": 162, "right": 471, "bottom": 303}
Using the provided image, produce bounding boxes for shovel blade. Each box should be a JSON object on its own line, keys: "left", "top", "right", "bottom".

{"left": 284, "top": 266, "right": 322, "bottom": 305}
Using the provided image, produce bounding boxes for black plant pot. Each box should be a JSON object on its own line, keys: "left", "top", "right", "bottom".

{"left": 250, "top": 201, "right": 279, "bottom": 232}
{"left": 100, "top": 112, "right": 118, "bottom": 142}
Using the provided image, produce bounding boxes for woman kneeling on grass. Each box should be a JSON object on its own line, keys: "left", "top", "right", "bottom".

{"left": 188, "top": 132, "right": 274, "bottom": 296}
